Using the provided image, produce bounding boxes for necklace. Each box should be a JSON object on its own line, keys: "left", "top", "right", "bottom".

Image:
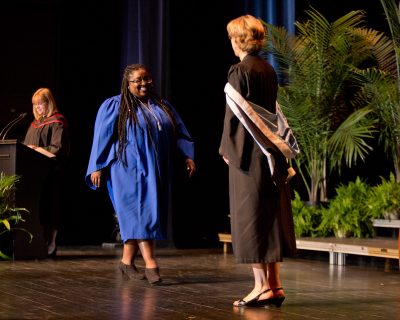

{"left": 140, "top": 100, "right": 162, "bottom": 131}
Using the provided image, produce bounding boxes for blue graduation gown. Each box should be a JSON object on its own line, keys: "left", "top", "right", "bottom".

{"left": 85, "top": 95, "right": 194, "bottom": 241}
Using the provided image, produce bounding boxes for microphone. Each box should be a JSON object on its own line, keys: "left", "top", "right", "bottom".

{"left": 0, "top": 112, "right": 28, "bottom": 140}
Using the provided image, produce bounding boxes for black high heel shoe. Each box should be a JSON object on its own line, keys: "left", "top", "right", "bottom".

{"left": 271, "top": 295, "right": 285, "bottom": 307}
{"left": 119, "top": 262, "right": 146, "bottom": 280}
{"left": 234, "top": 289, "right": 271, "bottom": 307}
{"left": 47, "top": 246, "right": 57, "bottom": 258}
{"left": 253, "top": 287, "right": 285, "bottom": 307}
{"left": 145, "top": 267, "right": 162, "bottom": 285}
{"left": 268, "top": 287, "right": 286, "bottom": 307}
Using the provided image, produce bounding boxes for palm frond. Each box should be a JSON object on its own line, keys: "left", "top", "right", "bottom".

{"left": 351, "top": 27, "right": 396, "bottom": 74}
{"left": 380, "top": 0, "right": 400, "bottom": 47}
{"left": 328, "top": 108, "right": 376, "bottom": 169}
{"left": 263, "top": 7, "right": 392, "bottom": 201}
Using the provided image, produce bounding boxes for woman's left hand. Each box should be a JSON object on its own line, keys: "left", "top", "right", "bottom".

{"left": 90, "top": 170, "right": 102, "bottom": 188}
{"left": 185, "top": 158, "right": 196, "bottom": 178}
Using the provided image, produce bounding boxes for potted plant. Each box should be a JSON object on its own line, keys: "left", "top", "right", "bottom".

{"left": 316, "top": 177, "right": 374, "bottom": 238}
{"left": 377, "top": 0, "right": 400, "bottom": 182}
{"left": 367, "top": 173, "right": 400, "bottom": 220}
{"left": 291, "top": 191, "right": 322, "bottom": 238}
{"left": 0, "top": 173, "right": 31, "bottom": 260}
{"left": 263, "top": 7, "right": 394, "bottom": 204}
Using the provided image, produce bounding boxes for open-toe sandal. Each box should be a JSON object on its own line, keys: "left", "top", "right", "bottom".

{"left": 233, "top": 289, "right": 271, "bottom": 307}
{"left": 250, "top": 289, "right": 276, "bottom": 307}
{"left": 270, "top": 287, "right": 286, "bottom": 307}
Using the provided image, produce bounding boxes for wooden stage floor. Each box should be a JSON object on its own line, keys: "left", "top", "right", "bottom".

{"left": 1, "top": 246, "right": 399, "bottom": 320}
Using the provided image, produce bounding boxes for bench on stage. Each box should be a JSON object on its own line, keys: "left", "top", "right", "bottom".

{"left": 218, "top": 219, "right": 400, "bottom": 270}
{"left": 295, "top": 236, "right": 399, "bottom": 266}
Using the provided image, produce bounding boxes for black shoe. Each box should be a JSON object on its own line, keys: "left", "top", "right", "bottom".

{"left": 145, "top": 267, "right": 162, "bottom": 285}
{"left": 257, "top": 287, "right": 285, "bottom": 307}
{"left": 47, "top": 246, "right": 57, "bottom": 258}
{"left": 119, "top": 262, "right": 145, "bottom": 280}
{"left": 270, "top": 295, "right": 285, "bottom": 307}
{"left": 234, "top": 289, "right": 271, "bottom": 307}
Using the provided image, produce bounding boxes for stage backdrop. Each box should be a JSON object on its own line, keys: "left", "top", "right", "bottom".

{"left": 0, "top": 0, "right": 389, "bottom": 248}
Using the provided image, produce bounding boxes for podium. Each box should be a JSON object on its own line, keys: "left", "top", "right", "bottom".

{"left": 0, "top": 140, "right": 54, "bottom": 259}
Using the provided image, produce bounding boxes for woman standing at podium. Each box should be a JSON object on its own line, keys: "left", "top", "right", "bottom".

{"left": 24, "top": 87, "right": 70, "bottom": 257}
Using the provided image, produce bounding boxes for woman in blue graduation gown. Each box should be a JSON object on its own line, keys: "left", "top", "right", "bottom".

{"left": 85, "top": 64, "right": 196, "bottom": 284}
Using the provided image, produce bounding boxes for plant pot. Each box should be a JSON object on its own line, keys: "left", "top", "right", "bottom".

{"left": 335, "top": 228, "right": 350, "bottom": 238}
{"left": 383, "top": 210, "right": 399, "bottom": 220}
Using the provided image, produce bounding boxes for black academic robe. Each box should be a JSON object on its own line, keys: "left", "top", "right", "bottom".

{"left": 219, "top": 54, "right": 296, "bottom": 263}
{"left": 24, "top": 113, "right": 70, "bottom": 230}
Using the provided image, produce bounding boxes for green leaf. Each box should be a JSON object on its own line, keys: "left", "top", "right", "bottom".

{"left": 1, "top": 219, "right": 11, "bottom": 230}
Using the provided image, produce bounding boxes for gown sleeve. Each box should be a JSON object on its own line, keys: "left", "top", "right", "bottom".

{"left": 219, "top": 64, "right": 253, "bottom": 170}
{"left": 85, "top": 95, "right": 120, "bottom": 189}
{"left": 44, "top": 122, "right": 67, "bottom": 156}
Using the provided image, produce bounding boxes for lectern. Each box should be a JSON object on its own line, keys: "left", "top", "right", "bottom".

{"left": 0, "top": 140, "right": 54, "bottom": 259}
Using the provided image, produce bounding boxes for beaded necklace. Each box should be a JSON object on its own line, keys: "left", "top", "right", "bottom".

{"left": 139, "top": 100, "right": 162, "bottom": 131}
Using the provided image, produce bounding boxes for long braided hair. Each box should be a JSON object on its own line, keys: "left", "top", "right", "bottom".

{"left": 117, "top": 64, "right": 179, "bottom": 164}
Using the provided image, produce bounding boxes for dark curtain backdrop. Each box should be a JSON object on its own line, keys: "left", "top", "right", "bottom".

{"left": 117, "top": 0, "right": 296, "bottom": 247}
{"left": 120, "top": 0, "right": 169, "bottom": 97}
{"left": 0, "top": 0, "right": 388, "bottom": 248}
{"left": 244, "top": 0, "right": 295, "bottom": 73}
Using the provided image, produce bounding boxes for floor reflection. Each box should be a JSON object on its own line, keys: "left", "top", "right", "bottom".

{"left": 232, "top": 306, "right": 284, "bottom": 320}
{"left": 118, "top": 282, "right": 159, "bottom": 320}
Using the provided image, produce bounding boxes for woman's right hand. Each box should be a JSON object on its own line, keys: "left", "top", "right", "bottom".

{"left": 90, "top": 170, "right": 102, "bottom": 188}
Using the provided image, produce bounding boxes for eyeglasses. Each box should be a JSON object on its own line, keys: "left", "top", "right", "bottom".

{"left": 129, "top": 76, "right": 153, "bottom": 84}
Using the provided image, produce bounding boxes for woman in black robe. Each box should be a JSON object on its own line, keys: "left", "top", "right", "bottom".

{"left": 219, "top": 15, "right": 296, "bottom": 308}
{"left": 24, "top": 88, "right": 70, "bottom": 257}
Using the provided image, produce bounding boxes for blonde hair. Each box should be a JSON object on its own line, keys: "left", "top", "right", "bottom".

{"left": 227, "top": 15, "right": 265, "bottom": 53}
{"left": 31, "top": 88, "right": 59, "bottom": 120}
